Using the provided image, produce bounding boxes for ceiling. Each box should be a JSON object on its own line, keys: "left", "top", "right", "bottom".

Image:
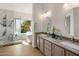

{"left": 0, "top": 3, "right": 32, "bottom": 14}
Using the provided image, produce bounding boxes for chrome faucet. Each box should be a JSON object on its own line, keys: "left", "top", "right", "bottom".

{"left": 71, "top": 36, "right": 75, "bottom": 43}
{"left": 59, "top": 34, "right": 63, "bottom": 40}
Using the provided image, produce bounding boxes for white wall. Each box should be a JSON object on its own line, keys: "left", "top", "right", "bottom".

{"left": 33, "top": 3, "right": 79, "bottom": 37}
{"left": 32, "top": 4, "right": 43, "bottom": 47}
{"left": 33, "top": 3, "right": 44, "bottom": 32}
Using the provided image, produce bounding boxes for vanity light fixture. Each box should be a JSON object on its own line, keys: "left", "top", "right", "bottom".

{"left": 41, "top": 11, "right": 52, "bottom": 18}
{"left": 46, "top": 11, "right": 52, "bottom": 17}
{"left": 41, "top": 13, "right": 47, "bottom": 18}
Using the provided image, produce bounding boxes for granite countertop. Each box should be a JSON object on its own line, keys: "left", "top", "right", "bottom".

{"left": 38, "top": 34, "right": 79, "bottom": 55}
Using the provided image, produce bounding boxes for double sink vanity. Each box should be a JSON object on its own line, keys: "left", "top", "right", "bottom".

{"left": 36, "top": 33, "right": 79, "bottom": 56}
{"left": 35, "top": 7, "right": 79, "bottom": 56}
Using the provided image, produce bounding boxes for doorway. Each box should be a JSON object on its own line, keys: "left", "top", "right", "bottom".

{"left": 14, "top": 18, "right": 32, "bottom": 44}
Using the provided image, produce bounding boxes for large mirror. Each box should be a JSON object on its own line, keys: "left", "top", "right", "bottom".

{"left": 65, "top": 7, "right": 79, "bottom": 38}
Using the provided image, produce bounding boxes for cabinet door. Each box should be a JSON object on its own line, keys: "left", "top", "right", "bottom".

{"left": 37, "top": 36, "right": 40, "bottom": 49}
{"left": 51, "top": 43, "right": 55, "bottom": 56}
{"left": 54, "top": 45, "right": 64, "bottom": 56}
{"left": 44, "top": 40, "right": 52, "bottom": 56}
{"left": 65, "top": 50, "right": 77, "bottom": 56}
{"left": 40, "top": 38, "right": 44, "bottom": 53}
{"left": 44, "top": 47, "right": 51, "bottom": 56}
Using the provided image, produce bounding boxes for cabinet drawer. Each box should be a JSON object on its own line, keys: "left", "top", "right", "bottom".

{"left": 45, "top": 47, "right": 51, "bottom": 56}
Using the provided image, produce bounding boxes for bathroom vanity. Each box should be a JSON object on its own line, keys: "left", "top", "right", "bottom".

{"left": 36, "top": 33, "right": 79, "bottom": 56}
{"left": 35, "top": 7, "right": 79, "bottom": 56}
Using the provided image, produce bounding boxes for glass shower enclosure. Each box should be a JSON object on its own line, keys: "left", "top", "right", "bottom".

{"left": 0, "top": 16, "right": 22, "bottom": 46}
{"left": 13, "top": 18, "right": 22, "bottom": 41}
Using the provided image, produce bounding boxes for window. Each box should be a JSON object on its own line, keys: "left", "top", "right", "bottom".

{"left": 21, "top": 20, "right": 32, "bottom": 35}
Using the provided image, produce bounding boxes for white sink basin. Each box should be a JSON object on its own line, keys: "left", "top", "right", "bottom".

{"left": 60, "top": 41, "right": 79, "bottom": 51}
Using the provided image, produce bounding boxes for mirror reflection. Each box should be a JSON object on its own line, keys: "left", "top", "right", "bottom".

{"left": 65, "top": 7, "right": 79, "bottom": 37}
